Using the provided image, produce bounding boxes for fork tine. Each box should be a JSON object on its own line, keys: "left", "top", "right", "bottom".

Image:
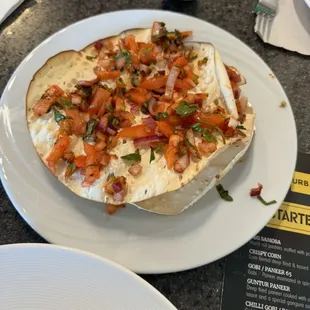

{"left": 254, "top": 0, "right": 279, "bottom": 17}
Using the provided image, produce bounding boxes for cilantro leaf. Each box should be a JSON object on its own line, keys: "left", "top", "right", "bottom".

{"left": 198, "top": 57, "right": 208, "bottom": 67}
{"left": 115, "top": 49, "right": 131, "bottom": 64}
{"left": 156, "top": 112, "right": 169, "bottom": 120}
{"left": 53, "top": 108, "right": 70, "bottom": 123}
{"left": 216, "top": 184, "right": 233, "bottom": 202}
{"left": 83, "top": 119, "right": 97, "bottom": 139}
{"left": 257, "top": 196, "right": 277, "bottom": 206}
{"left": 175, "top": 101, "right": 198, "bottom": 117}
{"left": 141, "top": 101, "right": 149, "bottom": 114}
{"left": 198, "top": 120, "right": 226, "bottom": 144}
{"left": 185, "top": 137, "right": 200, "bottom": 157}
{"left": 121, "top": 149, "right": 141, "bottom": 162}
{"left": 191, "top": 123, "right": 217, "bottom": 143}
{"left": 236, "top": 125, "right": 246, "bottom": 130}
{"left": 60, "top": 98, "right": 72, "bottom": 108}
{"left": 150, "top": 148, "right": 155, "bottom": 163}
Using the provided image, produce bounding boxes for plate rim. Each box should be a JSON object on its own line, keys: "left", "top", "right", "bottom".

{"left": 0, "top": 9, "right": 298, "bottom": 274}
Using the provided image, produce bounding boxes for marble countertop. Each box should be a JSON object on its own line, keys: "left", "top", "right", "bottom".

{"left": 0, "top": 0, "right": 309, "bottom": 309}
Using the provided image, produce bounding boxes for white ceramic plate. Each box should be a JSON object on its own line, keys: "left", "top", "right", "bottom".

{"left": 0, "top": 243, "right": 176, "bottom": 309}
{"left": 0, "top": 10, "right": 297, "bottom": 274}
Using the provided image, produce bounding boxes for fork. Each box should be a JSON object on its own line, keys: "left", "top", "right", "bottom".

{"left": 254, "top": 0, "right": 279, "bottom": 18}
{"left": 254, "top": 0, "right": 279, "bottom": 42}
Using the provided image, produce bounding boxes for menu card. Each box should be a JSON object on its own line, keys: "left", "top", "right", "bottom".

{"left": 221, "top": 152, "right": 310, "bottom": 310}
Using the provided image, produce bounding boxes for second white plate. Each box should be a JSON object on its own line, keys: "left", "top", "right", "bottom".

{"left": 0, "top": 244, "right": 176, "bottom": 309}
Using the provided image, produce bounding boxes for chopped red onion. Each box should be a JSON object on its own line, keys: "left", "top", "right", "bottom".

{"left": 148, "top": 97, "right": 157, "bottom": 116}
{"left": 94, "top": 41, "right": 103, "bottom": 50}
{"left": 107, "top": 127, "right": 117, "bottom": 136}
{"left": 129, "top": 102, "right": 139, "bottom": 113}
{"left": 142, "top": 116, "right": 157, "bottom": 129}
{"left": 133, "top": 135, "right": 167, "bottom": 148}
{"left": 114, "top": 189, "right": 125, "bottom": 202}
{"left": 112, "top": 182, "right": 122, "bottom": 193}
{"left": 77, "top": 78, "right": 98, "bottom": 87}
{"left": 115, "top": 57, "right": 126, "bottom": 70}
{"left": 239, "top": 96, "right": 248, "bottom": 115}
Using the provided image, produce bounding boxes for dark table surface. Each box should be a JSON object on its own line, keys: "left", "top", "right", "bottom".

{"left": 0, "top": 0, "right": 309, "bottom": 309}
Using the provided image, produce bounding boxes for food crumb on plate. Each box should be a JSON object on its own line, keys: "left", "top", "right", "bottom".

{"left": 279, "top": 100, "right": 287, "bottom": 108}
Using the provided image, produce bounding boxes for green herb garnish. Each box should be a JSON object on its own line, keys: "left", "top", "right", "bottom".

{"left": 236, "top": 125, "right": 246, "bottom": 130}
{"left": 107, "top": 104, "right": 113, "bottom": 113}
{"left": 192, "top": 74, "right": 199, "bottom": 84}
{"left": 280, "top": 101, "right": 287, "bottom": 108}
{"left": 118, "top": 77, "right": 125, "bottom": 85}
{"left": 65, "top": 162, "right": 76, "bottom": 178}
{"left": 214, "top": 99, "right": 219, "bottom": 105}
{"left": 83, "top": 119, "right": 97, "bottom": 139}
{"left": 141, "top": 47, "right": 152, "bottom": 54}
{"left": 175, "top": 101, "right": 198, "bottom": 117}
{"left": 257, "top": 196, "right": 277, "bottom": 206}
{"left": 115, "top": 49, "right": 131, "bottom": 64}
{"left": 86, "top": 55, "right": 97, "bottom": 61}
{"left": 131, "top": 75, "right": 141, "bottom": 87}
{"left": 156, "top": 112, "right": 169, "bottom": 120}
{"left": 185, "top": 137, "right": 200, "bottom": 157}
{"left": 216, "top": 184, "right": 233, "bottom": 202}
{"left": 60, "top": 98, "right": 72, "bottom": 108}
{"left": 198, "top": 57, "right": 208, "bottom": 67}
{"left": 154, "top": 144, "right": 164, "bottom": 152}
{"left": 141, "top": 101, "right": 149, "bottom": 114}
{"left": 199, "top": 120, "right": 226, "bottom": 144}
{"left": 53, "top": 108, "right": 70, "bottom": 123}
{"left": 191, "top": 123, "right": 217, "bottom": 143}
{"left": 121, "top": 149, "right": 141, "bottom": 162}
{"left": 151, "top": 34, "right": 160, "bottom": 43}
{"left": 111, "top": 117, "right": 120, "bottom": 128}
{"left": 150, "top": 148, "right": 155, "bottom": 163}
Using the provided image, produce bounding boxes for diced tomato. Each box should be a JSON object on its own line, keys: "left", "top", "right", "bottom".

{"left": 180, "top": 31, "right": 192, "bottom": 39}
{"left": 106, "top": 135, "right": 119, "bottom": 150}
{"left": 115, "top": 96, "right": 125, "bottom": 111}
{"left": 169, "top": 57, "right": 188, "bottom": 69}
{"left": 230, "top": 80, "right": 241, "bottom": 100}
{"left": 157, "top": 121, "right": 175, "bottom": 138}
{"left": 174, "top": 79, "right": 194, "bottom": 90}
{"left": 183, "top": 112, "right": 200, "bottom": 127}
{"left": 225, "top": 65, "right": 243, "bottom": 85}
{"left": 124, "top": 35, "right": 138, "bottom": 53}
{"left": 46, "top": 135, "right": 71, "bottom": 174}
{"left": 139, "top": 43, "right": 156, "bottom": 65}
{"left": 154, "top": 101, "right": 170, "bottom": 114}
{"left": 165, "top": 115, "right": 183, "bottom": 126}
{"left": 97, "top": 70, "right": 121, "bottom": 80}
{"left": 127, "top": 90, "right": 148, "bottom": 106}
{"left": 88, "top": 87, "right": 111, "bottom": 116}
{"left": 165, "top": 146, "right": 178, "bottom": 170}
{"left": 65, "top": 109, "right": 86, "bottom": 136}
{"left": 118, "top": 124, "right": 156, "bottom": 139}
{"left": 139, "top": 76, "right": 168, "bottom": 90}
{"left": 130, "top": 52, "right": 140, "bottom": 67}
{"left": 199, "top": 113, "right": 226, "bottom": 130}
{"left": 106, "top": 204, "right": 125, "bottom": 215}
{"left": 74, "top": 155, "right": 87, "bottom": 168}
{"left": 46, "top": 85, "right": 64, "bottom": 97}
